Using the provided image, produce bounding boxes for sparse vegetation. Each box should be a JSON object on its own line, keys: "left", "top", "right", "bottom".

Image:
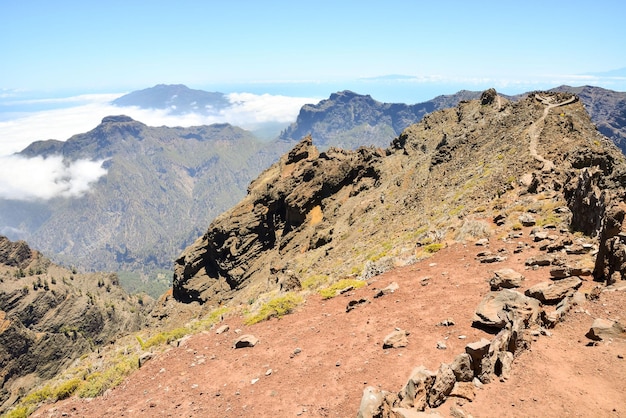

{"left": 76, "top": 355, "right": 139, "bottom": 398}
{"left": 301, "top": 274, "right": 330, "bottom": 290}
{"left": 319, "top": 279, "right": 367, "bottom": 299}
{"left": 244, "top": 293, "right": 304, "bottom": 325}
{"left": 422, "top": 243, "right": 444, "bottom": 254}
{"left": 136, "top": 327, "right": 189, "bottom": 350}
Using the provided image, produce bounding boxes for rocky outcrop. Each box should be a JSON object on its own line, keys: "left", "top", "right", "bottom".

{"left": 0, "top": 236, "right": 41, "bottom": 269}
{"left": 0, "top": 237, "right": 148, "bottom": 412}
{"left": 175, "top": 90, "right": 626, "bottom": 308}
{"left": 173, "top": 136, "right": 382, "bottom": 304}
{"left": 279, "top": 90, "right": 486, "bottom": 149}
{"left": 358, "top": 284, "right": 540, "bottom": 416}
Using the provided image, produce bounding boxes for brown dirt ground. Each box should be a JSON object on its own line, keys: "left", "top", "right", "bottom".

{"left": 32, "top": 227, "right": 626, "bottom": 418}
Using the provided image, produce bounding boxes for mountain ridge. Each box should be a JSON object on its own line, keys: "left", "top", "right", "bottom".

{"left": 18, "top": 89, "right": 626, "bottom": 417}
{"left": 0, "top": 235, "right": 150, "bottom": 412}
{"left": 173, "top": 90, "right": 626, "bottom": 308}
{"left": 3, "top": 117, "right": 290, "bottom": 296}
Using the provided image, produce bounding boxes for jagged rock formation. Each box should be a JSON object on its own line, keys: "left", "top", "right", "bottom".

{"left": 279, "top": 87, "right": 626, "bottom": 155}
{"left": 279, "top": 90, "right": 485, "bottom": 149}
{"left": 0, "top": 236, "right": 149, "bottom": 412}
{"left": 173, "top": 135, "right": 383, "bottom": 303}
{"left": 174, "top": 90, "right": 626, "bottom": 306}
{"left": 3, "top": 117, "right": 288, "bottom": 296}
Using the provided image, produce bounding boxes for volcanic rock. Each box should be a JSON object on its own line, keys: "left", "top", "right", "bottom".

{"left": 585, "top": 318, "right": 626, "bottom": 341}
{"left": 525, "top": 276, "right": 583, "bottom": 304}
{"left": 383, "top": 329, "right": 410, "bottom": 349}
{"left": 489, "top": 268, "right": 525, "bottom": 290}
{"left": 473, "top": 290, "right": 541, "bottom": 329}
{"left": 233, "top": 334, "right": 259, "bottom": 348}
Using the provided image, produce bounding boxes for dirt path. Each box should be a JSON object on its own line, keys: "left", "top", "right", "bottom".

{"left": 528, "top": 94, "right": 577, "bottom": 172}
{"left": 31, "top": 224, "right": 626, "bottom": 418}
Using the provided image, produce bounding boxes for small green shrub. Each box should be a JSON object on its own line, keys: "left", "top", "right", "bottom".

{"left": 422, "top": 243, "right": 444, "bottom": 254}
{"left": 319, "top": 279, "right": 367, "bottom": 299}
{"left": 4, "top": 405, "right": 35, "bottom": 418}
{"left": 21, "top": 386, "right": 52, "bottom": 405}
{"left": 54, "top": 378, "right": 81, "bottom": 400}
{"left": 244, "top": 293, "right": 304, "bottom": 325}
{"left": 192, "top": 306, "right": 230, "bottom": 331}
{"left": 140, "top": 327, "right": 189, "bottom": 350}
{"left": 77, "top": 355, "right": 138, "bottom": 398}
{"left": 301, "top": 274, "right": 329, "bottom": 290}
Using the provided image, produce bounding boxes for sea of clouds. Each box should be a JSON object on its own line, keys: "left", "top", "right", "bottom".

{"left": 0, "top": 92, "right": 317, "bottom": 201}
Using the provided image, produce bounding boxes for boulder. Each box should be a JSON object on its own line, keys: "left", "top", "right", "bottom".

{"left": 518, "top": 213, "right": 536, "bottom": 226}
{"left": 357, "top": 386, "right": 388, "bottom": 418}
{"left": 549, "top": 267, "right": 572, "bottom": 279}
{"left": 585, "top": 318, "right": 626, "bottom": 341}
{"left": 399, "top": 366, "right": 435, "bottom": 410}
{"left": 489, "top": 268, "right": 524, "bottom": 290}
{"left": 525, "top": 276, "right": 582, "bottom": 304}
{"left": 473, "top": 290, "right": 541, "bottom": 329}
{"left": 383, "top": 329, "right": 409, "bottom": 349}
{"left": 525, "top": 255, "right": 554, "bottom": 267}
{"left": 138, "top": 352, "right": 154, "bottom": 367}
{"left": 465, "top": 338, "right": 491, "bottom": 375}
{"left": 215, "top": 324, "right": 229, "bottom": 334}
{"left": 477, "top": 252, "right": 507, "bottom": 263}
{"left": 374, "top": 282, "right": 399, "bottom": 298}
{"left": 428, "top": 363, "right": 456, "bottom": 408}
{"left": 233, "top": 334, "right": 259, "bottom": 348}
{"left": 448, "top": 382, "right": 476, "bottom": 402}
{"left": 450, "top": 353, "right": 473, "bottom": 382}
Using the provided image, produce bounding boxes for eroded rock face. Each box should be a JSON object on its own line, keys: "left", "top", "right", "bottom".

{"left": 0, "top": 236, "right": 39, "bottom": 269}
{"left": 173, "top": 136, "right": 382, "bottom": 304}
{"left": 563, "top": 150, "right": 626, "bottom": 283}
{"left": 0, "top": 237, "right": 148, "bottom": 412}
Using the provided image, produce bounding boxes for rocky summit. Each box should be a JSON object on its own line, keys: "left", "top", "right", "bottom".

{"left": 174, "top": 90, "right": 626, "bottom": 308}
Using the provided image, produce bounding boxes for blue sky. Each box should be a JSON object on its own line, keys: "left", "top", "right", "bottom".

{"left": 0, "top": 0, "right": 625, "bottom": 201}
{"left": 2, "top": 0, "right": 625, "bottom": 95}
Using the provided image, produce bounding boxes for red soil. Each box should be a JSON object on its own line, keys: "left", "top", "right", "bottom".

{"left": 32, "top": 229, "right": 626, "bottom": 417}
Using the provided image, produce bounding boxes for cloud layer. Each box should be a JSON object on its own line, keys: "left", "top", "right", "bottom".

{"left": 0, "top": 92, "right": 318, "bottom": 155}
{"left": 0, "top": 92, "right": 317, "bottom": 201}
{"left": 0, "top": 155, "right": 107, "bottom": 201}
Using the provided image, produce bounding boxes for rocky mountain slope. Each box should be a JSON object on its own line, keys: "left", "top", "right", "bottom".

{"left": 550, "top": 85, "right": 626, "bottom": 153}
{"left": 0, "top": 236, "right": 150, "bottom": 413}
{"left": 2, "top": 117, "right": 289, "bottom": 296}
{"left": 279, "top": 86, "right": 626, "bottom": 155}
{"left": 174, "top": 89, "right": 626, "bottom": 307}
{"left": 23, "top": 89, "right": 626, "bottom": 417}
{"left": 278, "top": 89, "right": 484, "bottom": 149}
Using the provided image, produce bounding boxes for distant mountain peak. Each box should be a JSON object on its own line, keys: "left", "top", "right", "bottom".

{"left": 112, "top": 84, "right": 229, "bottom": 115}
{"left": 101, "top": 115, "right": 136, "bottom": 124}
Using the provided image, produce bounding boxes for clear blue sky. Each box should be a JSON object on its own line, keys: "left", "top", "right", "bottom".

{"left": 2, "top": 0, "right": 625, "bottom": 94}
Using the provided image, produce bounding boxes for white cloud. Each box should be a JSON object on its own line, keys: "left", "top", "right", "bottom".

{"left": 0, "top": 91, "right": 317, "bottom": 201}
{"left": 0, "top": 92, "right": 317, "bottom": 155}
{"left": 0, "top": 155, "right": 107, "bottom": 201}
